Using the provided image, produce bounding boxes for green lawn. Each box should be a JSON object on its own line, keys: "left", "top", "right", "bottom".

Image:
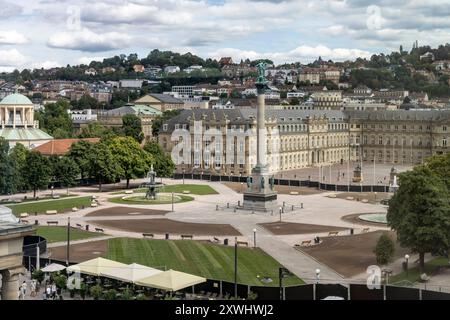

{"left": 106, "top": 238, "right": 303, "bottom": 287}
{"left": 108, "top": 194, "right": 194, "bottom": 205}
{"left": 36, "top": 226, "right": 103, "bottom": 243}
{"left": 112, "top": 184, "right": 218, "bottom": 195}
{"left": 6, "top": 196, "right": 92, "bottom": 216}
{"left": 389, "top": 257, "right": 449, "bottom": 285}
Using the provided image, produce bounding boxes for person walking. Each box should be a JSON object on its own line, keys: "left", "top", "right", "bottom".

{"left": 20, "top": 281, "right": 27, "bottom": 300}
{"left": 30, "top": 279, "right": 36, "bottom": 297}
{"left": 46, "top": 285, "right": 51, "bottom": 300}
{"left": 51, "top": 283, "right": 57, "bottom": 300}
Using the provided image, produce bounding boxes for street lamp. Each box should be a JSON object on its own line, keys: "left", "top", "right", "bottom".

{"left": 240, "top": 182, "right": 243, "bottom": 193}
{"left": 315, "top": 268, "right": 321, "bottom": 284}
{"left": 279, "top": 267, "right": 290, "bottom": 300}
{"left": 182, "top": 169, "right": 185, "bottom": 185}
{"left": 234, "top": 237, "right": 238, "bottom": 299}
{"left": 279, "top": 207, "right": 282, "bottom": 222}
{"left": 253, "top": 228, "right": 257, "bottom": 248}
{"left": 405, "top": 254, "right": 410, "bottom": 279}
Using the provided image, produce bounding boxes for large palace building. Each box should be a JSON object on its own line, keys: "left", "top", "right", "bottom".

{"left": 159, "top": 109, "right": 450, "bottom": 176}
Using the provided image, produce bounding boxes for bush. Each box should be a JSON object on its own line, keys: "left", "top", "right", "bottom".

{"left": 32, "top": 269, "right": 45, "bottom": 283}
{"left": 90, "top": 284, "right": 103, "bottom": 300}
{"left": 103, "top": 289, "right": 118, "bottom": 300}
{"left": 374, "top": 233, "right": 395, "bottom": 265}
{"left": 121, "top": 288, "right": 134, "bottom": 300}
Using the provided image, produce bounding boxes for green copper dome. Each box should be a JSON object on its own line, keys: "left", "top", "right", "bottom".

{"left": 0, "top": 93, "right": 33, "bottom": 105}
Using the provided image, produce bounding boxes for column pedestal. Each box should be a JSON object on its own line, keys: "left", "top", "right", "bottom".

{"left": 1, "top": 268, "right": 22, "bottom": 300}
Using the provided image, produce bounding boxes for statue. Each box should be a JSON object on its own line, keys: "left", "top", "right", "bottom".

{"left": 247, "top": 176, "right": 252, "bottom": 189}
{"left": 256, "top": 62, "right": 267, "bottom": 85}
{"left": 146, "top": 165, "right": 157, "bottom": 200}
{"left": 260, "top": 176, "right": 265, "bottom": 189}
{"left": 269, "top": 176, "right": 275, "bottom": 190}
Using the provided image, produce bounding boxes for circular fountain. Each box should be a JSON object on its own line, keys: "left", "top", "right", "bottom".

{"left": 358, "top": 213, "right": 387, "bottom": 224}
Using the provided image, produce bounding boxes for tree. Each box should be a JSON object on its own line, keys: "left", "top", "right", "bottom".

{"left": 0, "top": 138, "right": 15, "bottom": 195}
{"left": 67, "top": 140, "right": 95, "bottom": 180}
{"left": 122, "top": 114, "right": 144, "bottom": 143}
{"left": 36, "top": 100, "right": 73, "bottom": 138}
{"left": 387, "top": 166, "right": 450, "bottom": 272}
{"left": 374, "top": 233, "right": 395, "bottom": 265}
{"left": 143, "top": 141, "right": 175, "bottom": 177}
{"left": 23, "top": 151, "right": 52, "bottom": 198}
{"left": 425, "top": 153, "right": 450, "bottom": 191}
{"left": 53, "top": 157, "right": 80, "bottom": 194}
{"left": 107, "top": 137, "right": 152, "bottom": 188}
{"left": 9, "top": 143, "right": 28, "bottom": 192}
{"left": 88, "top": 142, "right": 122, "bottom": 192}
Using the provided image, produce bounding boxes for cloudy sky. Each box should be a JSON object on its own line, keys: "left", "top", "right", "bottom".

{"left": 0, "top": 0, "right": 449, "bottom": 71}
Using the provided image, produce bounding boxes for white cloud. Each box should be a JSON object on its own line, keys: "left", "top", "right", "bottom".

{"left": 210, "top": 45, "right": 372, "bottom": 64}
{"left": 47, "top": 28, "right": 131, "bottom": 52}
{"left": 0, "top": 30, "right": 28, "bottom": 44}
{"left": 0, "top": 49, "right": 27, "bottom": 67}
{"left": 31, "top": 60, "right": 61, "bottom": 70}
{"left": 77, "top": 56, "right": 106, "bottom": 65}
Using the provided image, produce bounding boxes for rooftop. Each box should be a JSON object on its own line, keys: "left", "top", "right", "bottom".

{"left": 0, "top": 93, "right": 33, "bottom": 106}
{"left": 34, "top": 138, "right": 100, "bottom": 156}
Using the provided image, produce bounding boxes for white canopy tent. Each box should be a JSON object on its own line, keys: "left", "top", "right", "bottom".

{"left": 135, "top": 269, "right": 206, "bottom": 292}
{"left": 41, "top": 263, "right": 66, "bottom": 273}
{"left": 66, "top": 257, "right": 128, "bottom": 276}
{"left": 100, "top": 263, "right": 163, "bottom": 284}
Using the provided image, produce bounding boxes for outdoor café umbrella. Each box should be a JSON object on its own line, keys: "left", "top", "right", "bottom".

{"left": 41, "top": 263, "right": 66, "bottom": 273}
{"left": 100, "top": 263, "right": 163, "bottom": 284}
{"left": 135, "top": 269, "right": 206, "bottom": 292}
{"left": 66, "top": 257, "right": 128, "bottom": 277}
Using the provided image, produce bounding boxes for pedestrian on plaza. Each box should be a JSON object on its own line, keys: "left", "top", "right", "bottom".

{"left": 46, "top": 285, "right": 51, "bottom": 300}
{"left": 51, "top": 283, "right": 57, "bottom": 299}
{"left": 30, "top": 279, "right": 36, "bottom": 297}
{"left": 20, "top": 281, "right": 27, "bottom": 299}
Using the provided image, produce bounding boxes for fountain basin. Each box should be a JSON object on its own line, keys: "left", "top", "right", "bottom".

{"left": 358, "top": 213, "right": 387, "bottom": 224}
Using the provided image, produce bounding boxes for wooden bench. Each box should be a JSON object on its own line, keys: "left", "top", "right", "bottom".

{"left": 362, "top": 228, "right": 370, "bottom": 233}
{"left": 21, "top": 219, "right": 29, "bottom": 224}
{"left": 289, "top": 191, "right": 299, "bottom": 195}
{"left": 20, "top": 213, "right": 29, "bottom": 218}
{"left": 213, "top": 237, "right": 220, "bottom": 243}
{"left": 237, "top": 241, "right": 248, "bottom": 247}
{"left": 47, "top": 221, "right": 59, "bottom": 226}
{"left": 142, "top": 233, "right": 154, "bottom": 238}
{"left": 300, "top": 240, "right": 312, "bottom": 246}
{"left": 76, "top": 223, "right": 83, "bottom": 228}
{"left": 124, "top": 190, "right": 134, "bottom": 194}
{"left": 95, "top": 228, "right": 104, "bottom": 233}
{"left": 46, "top": 210, "right": 57, "bottom": 215}
{"left": 181, "top": 234, "right": 193, "bottom": 240}
{"left": 328, "top": 231, "right": 339, "bottom": 236}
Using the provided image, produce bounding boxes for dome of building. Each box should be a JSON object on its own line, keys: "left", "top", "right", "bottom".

{"left": 0, "top": 93, "right": 33, "bottom": 105}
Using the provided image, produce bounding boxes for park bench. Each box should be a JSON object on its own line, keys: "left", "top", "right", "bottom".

{"left": 142, "top": 233, "right": 154, "bottom": 238}
{"left": 213, "top": 237, "right": 220, "bottom": 243}
{"left": 95, "top": 228, "right": 104, "bottom": 233}
{"left": 21, "top": 219, "right": 29, "bottom": 224}
{"left": 362, "top": 228, "right": 370, "bottom": 233}
{"left": 46, "top": 210, "right": 57, "bottom": 215}
{"left": 91, "top": 203, "right": 98, "bottom": 208}
{"left": 346, "top": 197, "right": 354, "bottom": 201}
{"left": 76, "top": 223, "right": 83, "bottom": 228}
{"left": 124, "top": 190, "right": 134, "bottom": 194}
{"left": 20, "top": 213, "right": 29, "bottom": 218}
{"left": 47, "top": 221, "right": 59, "bottom": 226}
{"left": 181, "top": 234, "right": 193, "bottom": 240}
{"left": 300, "top": 240, "right": 312, "bottom": 246}
{"left": 182, "top": 190, "right": 191, "bottom": 194}
{"left": 289, "top": 191, "right": 299, "bottom": 195}
{"left": 328, "top": 231, "right": 339, "bottom": 236}
{"left": 72, "top": 207, "right": 79, "bottom": 212}
{"left": 237, "top": 241, "right": 248, "bottom": 247}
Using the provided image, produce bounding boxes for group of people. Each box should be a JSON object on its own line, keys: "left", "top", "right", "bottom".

{"left": 18, "top": 280, "right": 37, "bottom": 300}
{"left": 43, "top": 282, "right": 58, "bottom": 300}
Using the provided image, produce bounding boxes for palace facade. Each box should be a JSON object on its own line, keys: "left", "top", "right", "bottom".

{"left": 160, "top": 108, "right": 450, "bottom": 176}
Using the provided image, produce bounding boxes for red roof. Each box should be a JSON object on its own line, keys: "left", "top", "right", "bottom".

{"left": 34, "top": 138, "right": 100, "bottom": 156}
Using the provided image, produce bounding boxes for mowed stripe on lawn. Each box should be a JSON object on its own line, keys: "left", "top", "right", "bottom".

{"left": 106, "top": 238, "right": 303, "bottom": 286}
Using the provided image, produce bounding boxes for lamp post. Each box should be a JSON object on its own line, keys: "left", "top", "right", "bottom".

{"left": 405, "top": 254, "right": 410, "bottom": 279}
{"left": 182, "top": 169, "right": 185, "bottom": 185}
{"left": 279, "top": 267, "right": 290, "bottom": 300}
{"left": 279, "top": 207, "right": 282, "bottom": 222}
{"left": 234, "top": 237, "right": 238, "bottom": 299}
{"left": 66, "top": 217, "right": 71, "bottom": 266}
{"left": 315, "top": 268, "right": 321, "bottom": 284}
{"left": 253, "top": 228, "right": 257, "bottom": 248}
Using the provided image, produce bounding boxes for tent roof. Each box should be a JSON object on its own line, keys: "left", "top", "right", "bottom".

{"left": 100, "top": 263, "right": 163, "bottom": 283}
{"left": 66, "top": 257, "right": 128, "bottom": 276}
{"left": 41, "top": 263, "right": 66, "bottom": 273}
{"left": 135, "top": 269, "right": 206, "bottom": 291}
